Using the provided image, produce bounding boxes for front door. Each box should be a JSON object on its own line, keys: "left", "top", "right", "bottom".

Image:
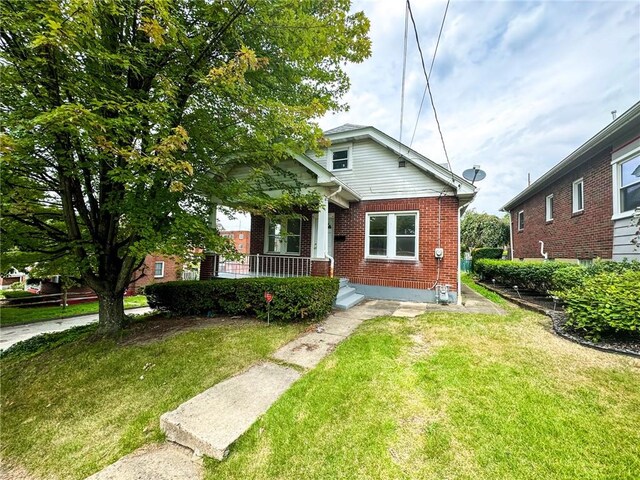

{"left": 312, "top": 213, "right": 335, "bottom": 258}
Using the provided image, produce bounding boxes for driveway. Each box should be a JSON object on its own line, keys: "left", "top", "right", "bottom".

{"left": 0, "top": 307, "right": 153, "bottom": 351}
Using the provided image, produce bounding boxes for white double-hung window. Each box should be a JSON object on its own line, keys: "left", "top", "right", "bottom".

{"left": 265, "top": 218, "right": 301, "bottom": 255}
{"left": 572, "top": 178, "right": 584, "bottom": 213}
{"left": 365, "top": 212, "right": 418, "bottom": 260}
{"left": 619, "top": 155, "right": 640, "bottom": 213}
{"left": 154, "top": 261, "right": 165, "bottom": 278}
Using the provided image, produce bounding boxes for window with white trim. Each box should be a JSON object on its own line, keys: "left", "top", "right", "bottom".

{"left": 329, "top": 146, "right": 351, "bottom": 171}
{"left": 517, "top": 211, "right": 524, "bottom": 231}
{"left": 572, "top": 178, "right": 584, "bottom": 213}
{"left": 265, "top": 218, "right": 301, "bottom": 255}
{"left": 154, "top": 261, "right": 165, "bottom": 278}
{"left": 545, "top": 194, "right": 554, "bottom": 221}
{"left": 365, "top": 212, "right": 418, "bottom": 259}
{"left": 619, "top": 155, "right": 640, "bottom": 213}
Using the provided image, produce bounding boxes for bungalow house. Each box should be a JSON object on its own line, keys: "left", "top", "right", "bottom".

{"left": 501, "top": 101, "right": 640, "bottom": 263}
{"left": 203, "top": 124, "right": 476, "bottom": 306}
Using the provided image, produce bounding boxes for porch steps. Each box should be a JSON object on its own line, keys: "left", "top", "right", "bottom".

{"left": 335, "top": 278, "right": 365, "bottom": 310}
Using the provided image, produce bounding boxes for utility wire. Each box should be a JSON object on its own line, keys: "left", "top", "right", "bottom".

{"left": 406, "top": 0, "right": 454, "bottom": 178}
{"left": 409, "top": 0, "right": 450, "bottom": 149}
{"left": 398, "top": 3, "right": 409, "bottom": 154}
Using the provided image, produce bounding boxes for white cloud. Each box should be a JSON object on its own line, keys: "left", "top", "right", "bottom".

{"left": 320, "top": 0, "right": 640, "bottom": 215}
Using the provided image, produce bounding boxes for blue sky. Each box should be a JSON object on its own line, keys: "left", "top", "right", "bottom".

{"left": 221, "top": 0, "right": 639, "bottom": 228}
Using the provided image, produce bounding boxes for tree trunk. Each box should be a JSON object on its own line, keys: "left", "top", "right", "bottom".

{"left": 97, "top": 291, "right": 126, "bottom": 334}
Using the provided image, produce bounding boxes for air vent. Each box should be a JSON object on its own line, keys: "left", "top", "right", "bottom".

{"left": 398, "top": 160, "right": 406, "bottom": 168}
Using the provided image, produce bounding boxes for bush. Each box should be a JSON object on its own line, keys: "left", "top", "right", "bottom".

{"left": 557, "top": 271, "right": 640, "bottom": 340}
{"left": 551, "top": 266, "right": 586, "bottom": 292}
{"left": 474, "top": 259, "right": 573, "bottom": 293}
{"left": 1, "top": 290, "right": 39, "bottom": 306}
{"left": 145, "top": 277, "right": 340, "bottom": 322}
{"left": 551, "top": 260, "right": 640, "bottom": 293}
{"left": 471, "top": 247, "right": 504, "bottom": 272}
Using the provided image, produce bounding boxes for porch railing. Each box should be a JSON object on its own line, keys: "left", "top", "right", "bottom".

{"left": 217, "top": 254, "right": 311, "bottom": 278}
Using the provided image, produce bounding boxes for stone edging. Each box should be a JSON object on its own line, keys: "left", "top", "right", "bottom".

{"left": 479, "top": 282, "right": 640, "bottom": 359}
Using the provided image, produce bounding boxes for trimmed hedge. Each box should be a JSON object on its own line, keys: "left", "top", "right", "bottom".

{"left": 557, "top": 271, "right": 640, "bottom": 340}
{"left": 145, "top": 277, "right": 340, "bottom": 322}
{"left": 1, "top": 290, "right": 38, "bottom": 306}
{"left": 471, "top": 247, "right": 504, "bottom": 272}
{"left": 474, "top": 259, "right": 572, "bottom": 293}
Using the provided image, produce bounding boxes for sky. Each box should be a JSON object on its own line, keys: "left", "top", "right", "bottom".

{"left": 221, "top": 0, "right": 639, "bottom": 229}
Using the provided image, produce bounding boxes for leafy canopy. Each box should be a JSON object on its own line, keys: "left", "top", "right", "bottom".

{"left": 461, "top": 209, "right": 510, "bottom": 252}
{"left": 0, "top": 0, "right": 370, "bottom": 330}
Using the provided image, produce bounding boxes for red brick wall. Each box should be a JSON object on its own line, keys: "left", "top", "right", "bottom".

{"left": 332, "top": 196, "right": 459, "bottom": 291}
{"left": 220, "top": 230, "right": 251, "bottom": 254}
{"left": 510, "top": 148, "right": 613, "bottom": 260}
{"left": 132, "top": 255, "right": 182, "bottom": 289}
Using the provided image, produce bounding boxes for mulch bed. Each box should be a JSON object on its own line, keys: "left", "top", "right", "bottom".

{"left": 478, "top": 281, "right": 640, "bottom": 358}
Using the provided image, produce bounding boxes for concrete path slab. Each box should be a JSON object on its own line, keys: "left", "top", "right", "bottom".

{"left": 460, "top": 284, "right": 506, "bottom": 315}
{"left": 0, "top": 307, "right": 152, "bottom": 351}
{"left": 391, "top": 302, "right": 429, "bottom": 318}
{"left": 272, "top": 331, "right": 343, "bottom": 369}
{"left": 160, "top": 362, "right": 300, "bottom": 460}
{"left": 86, "top": 443, "right": 202, "bottom": 480}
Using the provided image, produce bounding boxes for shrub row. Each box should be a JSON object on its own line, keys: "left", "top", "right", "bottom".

{"left": 471, "top": 247, "right": 504, "bottom": 272}
{"left": 556, "top": 271, "right": 640, "bottom": 340}
{"left": 474, "top": 259, "right": 572, "bottom": 293}
{"left": 145, "top": 277, "right": 339, "bottom": 322}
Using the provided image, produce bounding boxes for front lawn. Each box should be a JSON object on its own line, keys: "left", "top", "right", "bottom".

{"left": 0, "top": 295, "right": 148, "bottom": 327}
{"left": 209, "top": 309, "right": 639, "bottom": 480}
{"left": 0, "top": 316, "right": 307, "bottom": 479}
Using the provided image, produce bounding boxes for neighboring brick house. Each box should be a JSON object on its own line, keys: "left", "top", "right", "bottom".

{"left": 130, "top": 254, "right": 184, "bottom": 290}
{"left": 216, "top": 124, "right": 477, "bottom": 305}
{"left": 220, "top": 230, "right": 251, "bottom": 254}
{"left": 502, "top": 101, "right": 640, "bottom": 263}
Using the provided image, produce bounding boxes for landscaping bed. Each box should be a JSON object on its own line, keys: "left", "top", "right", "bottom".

{"left": 478, "top": 280, "right": 640, "bottom": 357}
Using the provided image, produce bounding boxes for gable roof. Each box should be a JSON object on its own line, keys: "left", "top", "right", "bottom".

{"left": 501, "top": 101, "right": 640, "bottom": 212}
{"left": 322, "top": 124, "right": 476, "bottom": 198}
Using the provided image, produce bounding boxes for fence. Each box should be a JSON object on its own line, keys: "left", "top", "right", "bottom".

{"left": 0, "top": 291, "right": 99, "bottom": 308}
{"left": 217, "top": 254, "right": 312, "bottom": 278}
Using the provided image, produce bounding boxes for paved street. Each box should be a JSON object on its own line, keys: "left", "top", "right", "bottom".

{"left": 0, "top": 307, "right": 153, "bottom": 351}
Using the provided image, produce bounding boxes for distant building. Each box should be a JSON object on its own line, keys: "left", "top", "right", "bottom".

{"left": 220, "top": 230, "right": 251, "bottom": 254}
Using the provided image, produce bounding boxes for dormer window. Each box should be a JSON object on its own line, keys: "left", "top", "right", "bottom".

{"left": 330, "top": 146, "right": 351, "bottom": 171}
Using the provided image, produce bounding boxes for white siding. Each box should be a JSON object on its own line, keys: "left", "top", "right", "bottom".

{"left": 612, "top": 216, "right": 640, "bottom": 261}
{"left": 230, "top": 158, "right": 319, "bottom": 187}
{"left": 309, "top": 139, "right": 454, "bottom": 199}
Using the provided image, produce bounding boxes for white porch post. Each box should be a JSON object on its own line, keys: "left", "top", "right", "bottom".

{"left": 316, "top": 196, "right": 329, "bottom": 258}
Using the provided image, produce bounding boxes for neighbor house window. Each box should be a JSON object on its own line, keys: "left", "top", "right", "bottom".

{"left": 517, "top": 211, "right": 525, "bottom": 231}
{"left": 619, "top": 155, "right": 640, "bottom": 213}
{"left": 329, "top": 146, "right": 351, "bottom": 171}
{"left": 154, "top": 261, "right": 164, "bottom": 278}
{"left": 239, "top": 233, "right": 244, "bottom": 240}
{"left": 238, "top": 244, "right": 244, "bottom": 251}
{"left": 265, "top": 218, "right": 301, "bottom": 255}
{"left": 545, "top": 194, "right": 554, "bottom": 221}
{"left": 365, "top": 212, "right": 418, "bottom": 260}
{"left": 572, "top": 178, "right": 584, "bottom": 213}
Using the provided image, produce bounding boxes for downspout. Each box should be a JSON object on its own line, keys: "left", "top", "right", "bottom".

{"left": 458, "top": 199, "right": 474, "bottom": 305}
{"left": 508, "top": 210, "right": 514, "bottom": 260}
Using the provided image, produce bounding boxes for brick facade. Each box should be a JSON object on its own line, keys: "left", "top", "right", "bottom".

{"left": 510, "top": 147, "right": 613, "bottom": 260}
{"left": 131, "top": 254, "right": 183, "bottom": 289}
{"left": 220, "top": 230, "right": 251, "bottom": 254}
{"left": 250, "top": 196, "right": 460, "bottom": 293}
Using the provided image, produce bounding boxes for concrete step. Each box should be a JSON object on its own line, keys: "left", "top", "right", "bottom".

{"left": 335, "top": 286, "right": 356, "bottom": 303}
{"left": 160, "top": 363, "right": 300, "bottom": 460}
{"left": 335, "top": 292, "right": 365, "bottom": 310}
{"left": 339, "top": 277, "right": 349, "bottom": 288}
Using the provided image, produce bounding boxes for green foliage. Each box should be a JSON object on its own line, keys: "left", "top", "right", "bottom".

{"left": 146, "top": 277, "right": 339, "bottom": 322}
{"left": 0, "top": 0, "right": 370, "bottom": 331}
{"left": 475, "top": 259, "right": 573, "bottom": 293}
{"left": 471, "top": 247, "right": 503, "bottom": 272}
{"left": 551, "top": 260, "right": 640, "bottom": 293}
{"left": 557, "top": 271, "right": 640, "bottom": 340}
{"left": 550, "top": 266, "right": 585, "bottom": 292}
{"left": 2, "top": 290, "right": 34, "bottom": 299}
{"left": 0, "top": 324, "right": 96, "bottom": 360}
{"left": 461, "top": 210, "right": 510, "bottom": 252}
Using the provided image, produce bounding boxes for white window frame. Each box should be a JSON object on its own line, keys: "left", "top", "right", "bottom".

{"left": 364, "top": 211, "right": 419, "bottom": 260}
{"left": 517, "top": 210, "right": 525, "bottom": 231}
{"left": 572, "top": 178, "right": 584, "bottom": 213}
{"left": 264, "top": 218, "right": 302, "bottom": 255}
{"left": 545, "top": 194, "right": 554, "bottom": 222}
{"left": 614, "top": 152, "right": 640, "bottom": 216}
{"left": 153, "top": 261, "right": 165, "bottom": 278}
{"left": 328, "top": 144, "right": 352, "bottom": 171}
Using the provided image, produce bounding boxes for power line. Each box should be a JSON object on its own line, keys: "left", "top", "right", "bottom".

{"left": 410, "top": 0, "right": 450, "bottom": 149}
{"left": 399, "top": 3, "right": 410, "bottom": 154}
{"left": 406, "top": 0, "right": 454, "bottom": 177}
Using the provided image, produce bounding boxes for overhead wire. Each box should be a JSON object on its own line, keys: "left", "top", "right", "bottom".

{"left": 406, "top": 0, "right": 455, "bottom": 182}
{"left": 409, "top": 0, "right": 451, "bottom": 150}
{"left": 398, "top": 3, "right": 409, "bottom": 155}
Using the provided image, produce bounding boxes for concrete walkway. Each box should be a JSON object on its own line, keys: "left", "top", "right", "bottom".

{"left": 87, "top": 289, "right": 502, "bottom": 479}
{"left": 0, "top": 307, "right": 153, "bottom": 351}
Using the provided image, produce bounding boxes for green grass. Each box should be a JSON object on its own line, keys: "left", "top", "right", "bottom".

{"left": 0, "top": 295, "right": 148, "bottom": 327}
{"left": 0, "top": 317, "right": 307, "bottom": 479}
{"left": 207, "top": 309, "right": 640, "bottom": 480}
{"left": 461, "top": 272, "right": 508, "bottom": 306}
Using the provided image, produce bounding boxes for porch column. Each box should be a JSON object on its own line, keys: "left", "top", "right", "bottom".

{"left": 316, "top": 196, "right": 329, "bottom": 258}
{"left": 200, "top": 206, "right": 219, "bottom": 280}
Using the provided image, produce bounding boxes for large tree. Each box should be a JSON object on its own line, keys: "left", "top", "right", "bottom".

{"left": 460, "top": 209, "right": 510, "bottom": 253}
{"left": 0, "top": 0, "right": 370, "bottom": 332}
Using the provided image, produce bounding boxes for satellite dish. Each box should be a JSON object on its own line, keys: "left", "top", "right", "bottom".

{"left": 462, "top": 166, "right": 486, "bottom": 185}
